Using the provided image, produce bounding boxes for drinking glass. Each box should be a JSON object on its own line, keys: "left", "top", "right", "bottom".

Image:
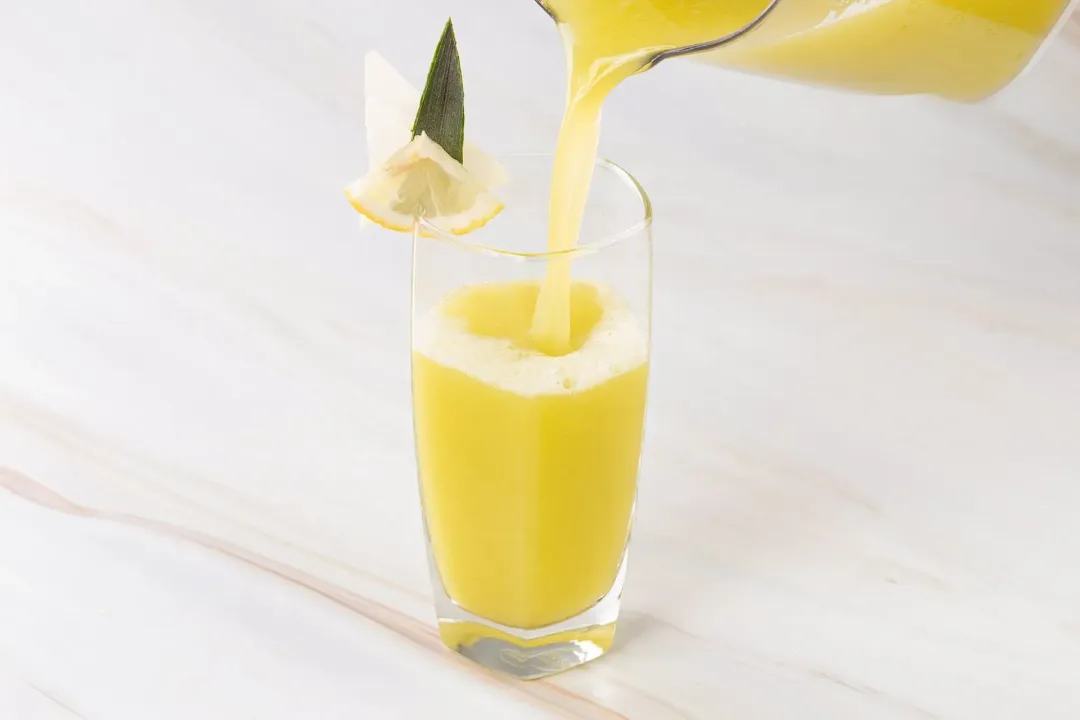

{"left": 411, "top": 155, "right": 652, "bottom": 679}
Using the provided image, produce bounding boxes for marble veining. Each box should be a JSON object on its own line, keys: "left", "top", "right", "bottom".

{"left": 1, "top": 1, "right": 1079, "bottom": 718}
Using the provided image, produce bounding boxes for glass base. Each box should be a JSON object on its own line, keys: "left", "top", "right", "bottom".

{"left": 438, "top": 619, "right": 617, "bottom": 680}
{"left": 429, "top": 551, "right": 627, "bottom": 680}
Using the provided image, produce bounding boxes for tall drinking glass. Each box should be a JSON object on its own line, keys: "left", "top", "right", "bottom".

{"left": 411, "top": 155, "right": 652, "bottom": 679}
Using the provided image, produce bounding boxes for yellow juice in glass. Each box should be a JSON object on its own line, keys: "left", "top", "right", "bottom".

{"left": 414, "top": 280, "right": 648, "bottom": 630}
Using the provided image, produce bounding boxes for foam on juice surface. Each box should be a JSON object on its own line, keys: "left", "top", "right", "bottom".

{"left": 414, "top": 285, "right": 648, "bottom": 397}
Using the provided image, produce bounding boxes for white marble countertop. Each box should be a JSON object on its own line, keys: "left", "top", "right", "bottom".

{"left": 2, "top": 1, "right": 1080, "bottom": 718}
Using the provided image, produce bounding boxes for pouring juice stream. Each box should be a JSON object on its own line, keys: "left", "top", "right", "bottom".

{"left": 529, "top": 6, "right": 770, "bottom": 354}
{"left": 531, "top": 0, "right": 1074, "bottom": 354}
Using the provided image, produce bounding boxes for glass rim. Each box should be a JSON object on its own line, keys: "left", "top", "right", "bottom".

{"left": 414, "top": 153, "right": 652, "bottom": 261}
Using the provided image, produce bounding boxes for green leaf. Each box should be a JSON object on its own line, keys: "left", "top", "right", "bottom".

{"left": 412, "top": 19, "right": 465, "bottom": 163}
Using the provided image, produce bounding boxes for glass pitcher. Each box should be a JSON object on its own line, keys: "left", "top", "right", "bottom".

{"left": 536, "top": 0, "right": 1078, "bottom": 101}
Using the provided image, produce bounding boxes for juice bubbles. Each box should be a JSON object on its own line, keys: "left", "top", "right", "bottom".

{"left": 414, "top": 281, "right": 648, "bottom": 629}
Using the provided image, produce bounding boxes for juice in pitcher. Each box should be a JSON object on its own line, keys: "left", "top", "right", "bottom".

{"left": 539, "top": 0, "right": 1077, "bottom": 101}
{"left": 704, "top": 0, "right": 1078, "bottom": 100}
